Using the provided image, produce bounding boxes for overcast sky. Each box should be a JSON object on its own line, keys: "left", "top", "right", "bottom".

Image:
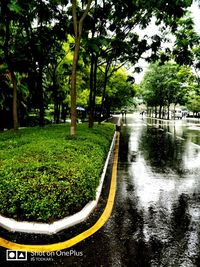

{"left": 132, "top": 1, "right": 200, "bottom": 84}
{"left": 190, "top": 0, "right": 200, "bottom": 33}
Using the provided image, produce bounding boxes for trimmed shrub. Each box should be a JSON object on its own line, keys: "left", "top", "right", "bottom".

{"left": 0, "top": 123, "right": 115, "bottom": 222}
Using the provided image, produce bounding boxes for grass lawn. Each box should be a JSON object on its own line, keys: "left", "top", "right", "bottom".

{"left": 0, "top": 123, "right": 115, "bottom": 223}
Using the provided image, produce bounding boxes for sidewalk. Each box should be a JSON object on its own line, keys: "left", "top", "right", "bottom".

{"left": 184, "top": 117, "right": 200, "bottom": 124}
{"left": 106, "top": 116, "right": 120, "bottom": 124}
{"left": 145, "top": 115, "right": 200, "bottom": 123}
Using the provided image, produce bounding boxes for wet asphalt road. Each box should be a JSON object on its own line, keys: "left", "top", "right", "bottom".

{"left": 0, "top": 114, "right": 200, "bottom": 266}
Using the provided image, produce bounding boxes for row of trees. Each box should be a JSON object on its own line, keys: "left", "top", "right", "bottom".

{"left": 140, "top": 13, "right": 200, "bottom": 118}
{"left": 0, "top": 0, "right": 195, "bottom": 134}
{"left": 140, "top": 61, "right": 200, "bottom": 119}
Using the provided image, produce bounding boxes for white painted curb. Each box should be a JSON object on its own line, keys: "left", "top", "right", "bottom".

{"left": 0, "top": 131, "right": 117, "bottom": 235}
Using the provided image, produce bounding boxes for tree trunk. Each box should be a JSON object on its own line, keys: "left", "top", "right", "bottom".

{"left": 93, "top": 56, "right": 98, "bottom": 118}
{"left": 3, "top": 8, "right": 18, "bottom": 130}
{"left": 105, "top": 96, "right": 111, "bottom": 118}
{"left": 89, "top": 53, "right": 94, "bottom": 128}
{"left": 159, "top": 105, "right": 162, "bottom": 119}
{"left": 70, "top": 37, "right": 80, "bottom": 136}
{"left": 54, "top": 103, "right": 60, "bottom": 124}
{"left": 99, "top": 62, "right": 110, "bottom": 124}
{"left": 89, "top": 54, "right": 98, "bottom": 128}
{"left": 167, "top": 105, "right": 170, "bottom": 120}
{"left": 38, "top": 66, "right": 45, "bottom": 126}
{"left": 174, "top": 104, "right": 176, "bottom": 120}
{"left": 11, "top": 71, "right": 18, "bottom": 130}
{"left": 155, "top": 106, "right": 157, "bottom": 118}
{"left": 70, "top": 0, "right": 93, "bottom": 136}
{"left": 61, "top": 103, "right": 68, "bottom": 123}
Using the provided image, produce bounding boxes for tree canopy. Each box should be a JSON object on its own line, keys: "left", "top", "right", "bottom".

{"left": 0, "top": 0, "right": 198, "bottom": 132}
{"left": 140, "top": 61, "right": 195, "bottom": 118}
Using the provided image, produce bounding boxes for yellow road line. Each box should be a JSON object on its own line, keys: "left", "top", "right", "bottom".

{"left": 0, "top": 132, "right": 120, "bottom": 252}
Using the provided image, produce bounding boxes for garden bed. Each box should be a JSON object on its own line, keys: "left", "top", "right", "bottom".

{"left": 0, "top": 123, "right": 115, "bottom": 223}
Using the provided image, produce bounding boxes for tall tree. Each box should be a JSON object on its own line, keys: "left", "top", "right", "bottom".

{"left": 70, "top": 0, "right": 93, "bottom": 136}
{"left": 18, "top": 0, "right": 69, "bottom": 126}
{"left": 1, "top": 0, "right": 22, "bottom": 130}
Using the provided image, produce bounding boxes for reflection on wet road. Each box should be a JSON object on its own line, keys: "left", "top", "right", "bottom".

{"left": 112, "top": 115, "right": 200, "bottom": 266}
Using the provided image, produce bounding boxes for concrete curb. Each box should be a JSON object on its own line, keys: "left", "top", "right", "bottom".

{"left": 0, "top": 131, "right": 117, "bottom": 235}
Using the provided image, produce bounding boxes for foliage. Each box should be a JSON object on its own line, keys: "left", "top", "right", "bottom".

{"left": 186, "top": 93, "right": 200, "bottom": 113}
{"left": 172, "top": 14, "right": 200, "bottom": 66}
{"left": 106, "top": 68, "right": 136, "bottom": 110}
{"left": 140, "top": 61, "right": 194, "bottom": 112}
{"left": 0, "top": 0, "right": 195, "bottom": 130}
{"left": 0, "top": 123, "right": 115, "bottom": 222}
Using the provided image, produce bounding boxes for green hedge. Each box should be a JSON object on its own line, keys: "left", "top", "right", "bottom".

{"left": 0, "top": 123, "right": 115, "bottom": 222}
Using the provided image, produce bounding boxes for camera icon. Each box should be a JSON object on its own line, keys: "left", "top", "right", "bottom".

{"left": 6, "top": 250, "right": 27, "bottom": 261}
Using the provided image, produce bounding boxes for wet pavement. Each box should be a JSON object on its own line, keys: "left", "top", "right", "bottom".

{"left": 120, "top": 115, "right": 200, "bottom": 267}
{"left": 0, "top": 114, "right": 200, "bottom": 266}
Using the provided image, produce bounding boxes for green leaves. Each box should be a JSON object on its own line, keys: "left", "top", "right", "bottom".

{"left": 140, "top": 61, "right": 193, "bottom": 108}
{"left": 0, "top": 123, "right": 115, "bottom": 222}
{"left": 172, "top": 14, "right": 200, "bottom": 66}
{"left": 8, "top": 0, "right": 22, "bottom": 14}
